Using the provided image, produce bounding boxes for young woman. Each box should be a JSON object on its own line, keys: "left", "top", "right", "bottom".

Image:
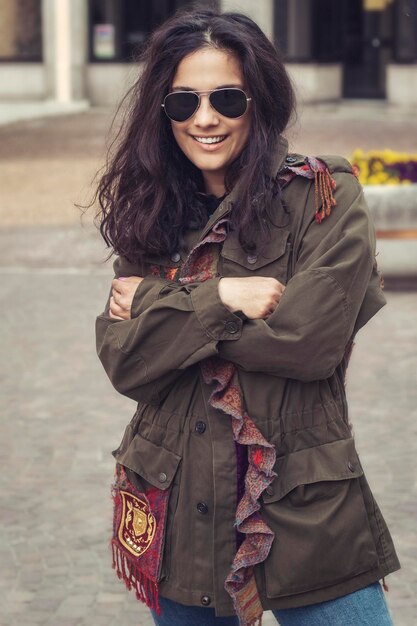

{"left": 95, "top": 7, "right": 400, "bottom": 626}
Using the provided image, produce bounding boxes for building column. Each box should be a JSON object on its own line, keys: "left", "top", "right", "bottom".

{"left": 220, "top": 0, "right": 274, "bottom": 40}
{"left": 42, "top": 0, "right": 88, "bottom": 102}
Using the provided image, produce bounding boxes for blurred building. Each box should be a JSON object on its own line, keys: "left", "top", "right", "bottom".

{"left": 0, "top": 0, "right": 416, "bottom": 107}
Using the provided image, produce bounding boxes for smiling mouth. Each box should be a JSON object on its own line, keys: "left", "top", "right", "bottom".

{"left": 192, "top": 135, "right": 228, "bottom": 145}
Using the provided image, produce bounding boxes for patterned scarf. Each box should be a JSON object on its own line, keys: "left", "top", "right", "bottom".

{"left": 178, "top": 219, "right": 278, "bottom": 625}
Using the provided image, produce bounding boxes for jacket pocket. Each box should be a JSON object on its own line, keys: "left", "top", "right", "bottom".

{"left": 220, "top": 227, "right": 291, "bottom": 282}
{"left": 112, "top": 427, "right": 182, "bottom": 492}
{"left": 261, "top": 438, "right": 379, "bottom": 598}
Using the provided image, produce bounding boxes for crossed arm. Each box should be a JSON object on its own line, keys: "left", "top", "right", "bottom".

{"left": 96, "top": 173, "right": 385, "bottom": 402}
{"left": 110, "top": 274, "right": 285, "bottom": 322}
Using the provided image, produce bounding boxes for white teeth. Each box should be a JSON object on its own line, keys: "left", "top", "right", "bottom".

{"left": 194, "top": 135, "right": 226, "bottom": 144}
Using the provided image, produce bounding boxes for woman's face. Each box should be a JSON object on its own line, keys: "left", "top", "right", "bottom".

{"left": 169, "top": 47, "right": 252, "bottom": 197}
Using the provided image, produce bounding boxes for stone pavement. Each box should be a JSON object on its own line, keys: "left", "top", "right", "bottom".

{"left": 0, "top": 107, "right": 417, "bottom": 625}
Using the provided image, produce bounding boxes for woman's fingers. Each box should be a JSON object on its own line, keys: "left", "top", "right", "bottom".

{"left": 109, "top": 276, "right": 143, "bottom": 321}
{"left": 263, "top": 284, "right": 285, "bottom": 317}
{"left": 109, "top": 295, "right": 129, "bottom": 320}
{"left": 111, "top": 290, "right": 129, "bottom": 311}
{"left": 111, "top": 276, "right": 143, "bottom": 294}
{"left": 109, "top": 310, "right": 125, "bottom": 320}
{"left": 111, "top": 279, "right": 124, "bottom": 295}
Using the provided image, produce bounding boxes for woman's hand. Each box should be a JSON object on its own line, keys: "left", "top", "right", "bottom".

{"left": 218, "top": 276, "right": 285, "bottom": 319}
{"left": 109, "top": 276, "right": 144, "bottom": 320}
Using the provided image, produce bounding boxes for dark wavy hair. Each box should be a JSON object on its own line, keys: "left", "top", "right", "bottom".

{"left": 94, "top": 5, "right": 295, "bottom": 262}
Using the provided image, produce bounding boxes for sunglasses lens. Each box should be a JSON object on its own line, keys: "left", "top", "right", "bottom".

{"left": 164, "top": 92, "right": 199, "bottom": 122}
{"left": 210, "top": 89, "right": 248, "bottom": 118}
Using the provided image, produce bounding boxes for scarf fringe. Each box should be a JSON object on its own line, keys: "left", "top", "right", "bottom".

{"left": 314, "top": 167, "right": 337, "bottom": 224}
{"left": 111, "top": 539, "right": 161, "bottom": 615}
{"left": 278, "top": 156, "right": 337, "bottom": 225}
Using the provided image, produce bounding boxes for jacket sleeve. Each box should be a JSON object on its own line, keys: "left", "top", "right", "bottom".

{"left": 95, "top": 257, "right": 243, "bottom": 402}
{"left": 217, "top": 171, "right": 386, "bottom": 381}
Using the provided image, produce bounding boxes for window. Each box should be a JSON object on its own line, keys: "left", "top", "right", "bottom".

{"left": 274, "top": 0, "right": 343, "bottom": 63}
{"left": 0, "top": 0, "right": 42, "bottom": 62}
{"left": 312, "top": 0, "right": 343, "bottom": 62}
{"left": 89, "top": 0, "right": 213, "bottom": 62}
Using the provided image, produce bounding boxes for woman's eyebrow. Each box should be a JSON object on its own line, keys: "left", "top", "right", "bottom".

{"left": 171, "top": 83, "right": 243, "bottom": 91}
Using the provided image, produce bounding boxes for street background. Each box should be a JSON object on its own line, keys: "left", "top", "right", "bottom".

{"left": 0, "top": 104, "right": 417, "bottom": 626}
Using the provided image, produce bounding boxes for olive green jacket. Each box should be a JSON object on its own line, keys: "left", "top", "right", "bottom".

{"left": 96, "top": 136, "right": 400, "bottom": 616}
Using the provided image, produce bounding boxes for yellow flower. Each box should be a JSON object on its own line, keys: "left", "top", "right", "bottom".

{"left": 349, "top": 149, "right": 417, "bottom": 185}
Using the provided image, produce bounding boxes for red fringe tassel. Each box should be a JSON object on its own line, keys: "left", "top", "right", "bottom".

{"left": 111, "top": 540, "right": 161, "bottom": 615}
{"left": 314, "top": 168, "right": 337, "bottom": 224}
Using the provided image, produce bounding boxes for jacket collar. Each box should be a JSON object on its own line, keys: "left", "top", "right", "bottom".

{"left": 267, "top": 134, "right": 289, "bottom": 179}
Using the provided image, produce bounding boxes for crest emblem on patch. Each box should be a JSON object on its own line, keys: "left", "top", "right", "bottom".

{"left": 118, "top": 490, "right": 156, "bottom": 557}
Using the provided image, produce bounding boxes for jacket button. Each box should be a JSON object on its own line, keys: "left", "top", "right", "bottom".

{"left": 170, "top": 252, "right": 181, "bottom": 262}
{"left": 201, "top": 595, "right": 211, "bottom": 606}
{"left": 158, "top": 472, "right": 167, "bottom": 483}
{"left": 247, "top": 254, "right": 258, "bottom": 264}
{"left": 225, "top": 320, "right": 239, "bottom": 334}
{"left": 347, "top": 461, "right": 355, "bottom": 472}
{"left": 195, "top": 421, "right": 206, "bottom": 434}
{"left": 286, "top": 155, "right": 298, "bottom": 163}
{"left": 266, "top": 485, "right": 274, "bottom": 496}
{"left": 197, "top": 502, "right": 208, "bottom": 514}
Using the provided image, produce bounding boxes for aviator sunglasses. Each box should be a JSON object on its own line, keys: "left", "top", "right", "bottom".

{"left": 161, "top": 87, "right": 252, "bottom": 122}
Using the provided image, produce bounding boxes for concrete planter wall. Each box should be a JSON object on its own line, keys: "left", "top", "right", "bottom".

{"left": 363, "top": 184, "right": 417, "bottom": 280}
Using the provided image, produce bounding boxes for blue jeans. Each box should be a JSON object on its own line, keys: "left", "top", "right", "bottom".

{"left": 150, "top": 582, "right": 394, "bottom": 625}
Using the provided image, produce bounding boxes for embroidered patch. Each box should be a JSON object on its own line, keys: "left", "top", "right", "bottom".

{"left": 118, "top": 490, "right": 156, "bottom": 557}
{"left": 111, "top": 464, "right": 171, "bottom": 615}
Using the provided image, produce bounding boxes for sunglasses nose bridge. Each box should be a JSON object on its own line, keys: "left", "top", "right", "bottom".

{"left": 193, "top": 92, "right": 220, "bottom": 124}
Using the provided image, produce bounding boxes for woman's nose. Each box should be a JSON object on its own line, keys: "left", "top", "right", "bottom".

{"left": 193, "top": 94, "right": 219, "bottom": 126}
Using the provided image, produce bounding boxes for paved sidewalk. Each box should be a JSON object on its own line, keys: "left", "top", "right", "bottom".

{"left": 0, "top": 107, "right": 416, "bottom": 625}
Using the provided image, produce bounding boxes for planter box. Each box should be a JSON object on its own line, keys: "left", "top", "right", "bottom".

{"left": 363, "top": 184, "right": 417, "bottom": 282}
